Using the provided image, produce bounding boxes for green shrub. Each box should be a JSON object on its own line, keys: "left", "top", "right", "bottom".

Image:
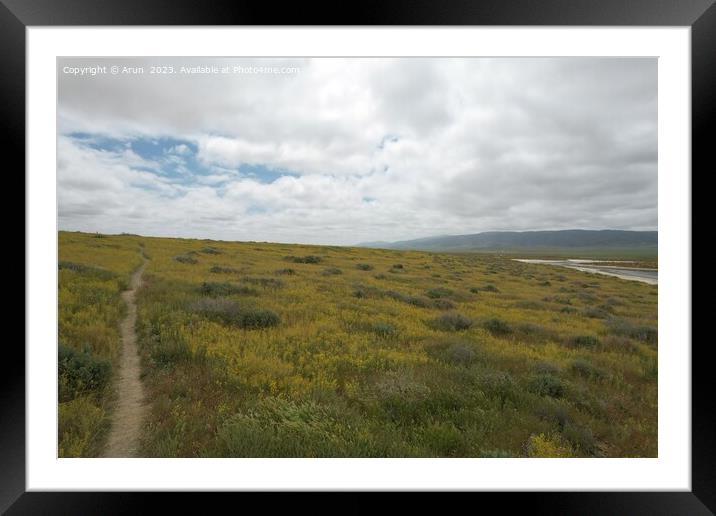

{"left": 322, "top": 267, "right": 343, "bottom": 276}
{"left": 582, "top": 307, "right": 610, "bottom": 319}
{"left": 58, "top": 344, "right": 111, "bottom": 401}
{"left": 528, "top": 373, "right": 565, "bottom": 398}
{"left": 200, "top": 247, "right": 222, "bottom": 254}
{"left": 371, "top": 322, "right": 397, "bottom": 338}
{"left": 562, "top": 423, "right": 598, "bottom": 455}
{"left": 426, "top": 287, "right": 453, "bottom": 299}
{"left": 286, "top": 255, "right": 323, "bottom": 264}
{"left": 431, "top": 313, "right": 473, "bottom": 332}
{"left": 605, "top": 318, "right": 657, "bottom": 344}
{"left": 199, "top": 282, "right": 258, "bottom": 296}
{"left": 190, "top": 298, "right": 280, "bottom": 329}
{"left": 356, "top": 263, "right": 374, "bottom": 271}
{"left": 239, "top": 308, "right": 281, "bottom": 329}
{"left": 481, "top": 284, "right": 500, "bottom": 293}
{"left": 483, "top": 318, "right": 512, "bottom": 336}
{"left": 432, "top": 299, "right": 455, "bottom": 310}
{"left": 209, "top": 265, "right": 238, "bottom": 274}
{"left": 385, "top": 290, "right": 431, "bottom": 308}
{"left": 570, "top": 358, "right": 606, "bottom": 379}
{"left": 58, "top": 261, "right": 116, "bottom": 281}
{"left": 174, "top": 254, "right": 198, "bottom": 264}
{"left": 275, "top": 268, "right": 296, "bottom": 275}
{"left": 58, "top": 396, "right": 106, "bottom": 457}
{"left": 241, "top": 277, "right": 283, "bottom": 289}
{"left": 566, "top": 335, "right": 600, "bottom": 349}
{"left": 421, "top": 422, "right": 466, "bottom": 456}
{"left": 353, "top": 285, "right": 383, "bottom": 299}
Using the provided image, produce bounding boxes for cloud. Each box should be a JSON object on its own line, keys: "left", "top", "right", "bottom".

{"left": 57, "top": 57, "right": 657, "bottom": 244}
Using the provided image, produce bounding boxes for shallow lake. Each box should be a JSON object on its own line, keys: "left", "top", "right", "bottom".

{"left": 513, "top": 259, "right": 658, "bottom": 285}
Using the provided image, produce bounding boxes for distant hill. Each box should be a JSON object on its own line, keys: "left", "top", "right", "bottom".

{"left": 357, "top": 230, "right": 658, "bottom": 254}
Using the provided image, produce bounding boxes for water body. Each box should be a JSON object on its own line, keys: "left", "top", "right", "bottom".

{"left": 513, "top": 259, "right": 658, "bottom": 285}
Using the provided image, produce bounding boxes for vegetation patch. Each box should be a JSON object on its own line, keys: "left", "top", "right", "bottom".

{"left": 425, "top": 287, "right": 454, "bottom": 299}
{"left": 605, "top": 318, "right": 657, "bottom": 344}
{"left": 430, "top": 313, "right": 473, "bottom": 332}
{"left": 190, "top": 298, "right": 280, "bottom": 329}
{"left": 285, "top": 255, "right": 323, "bottom": 264}
{"left": 241, "top": 277, "right": 284, "bottom": 289}
{"left": 199, "top": 282, "right": 259, "bottom": 297}
{"left": 565, "top": 335, "right": 600, "bottom": 349}
{"left": 209, "top": 265, "right": 238, "bottom": 274}
{"left": 528, "top": 373, "right": 566, "bottom": 398}
{"left": 483, "top": 318, "right": 512, "bottom": 337}
{"left": 174, "top": 254, "right": 198, "bottom": 264}
{"left": 58, "top": 344, "right": 111, "bottom": 402}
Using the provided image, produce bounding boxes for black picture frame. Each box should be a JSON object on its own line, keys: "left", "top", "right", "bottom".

{"left": 6, "top": 0, "right": 710, "bottom": 513}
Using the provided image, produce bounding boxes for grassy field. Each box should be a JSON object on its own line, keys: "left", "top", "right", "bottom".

{"left": 58, "top": 231, "right": 658, "bottom": 458}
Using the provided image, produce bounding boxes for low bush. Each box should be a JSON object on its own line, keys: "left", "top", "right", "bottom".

{"left": 275, "top": 268, "right": 296, "bottom": 275}
{"left": 58, "top": 344, "right": 111, "bottom": 401}
{"left": 209, "top": 265, "right": 238, "bottom": 274}
{"left": 483, "top": 318, "right": 512, "bottom": 336}
{"left": 528, "top": 373, "right": 565, "bottom": 398}
{"left": 431, "top": 299, "right": 455, "bottom": 310}
{"left": 431, "top": 313, "right": 473, "bottom": 332}
{"left": 425, "top": 338, "right": 478, "bottom": 366}
{"left": 200, "top": 247, "right": 222, "bottom": 254}
{"left": 190, "top": 297, "right": 280, "bottom": 329}
{"left": 426, "top": 287, "right": 453, "bottom": 299}
{"left": 565, "top": 335, "right": 600, "bottom": 349}
{"left": 199, "top": 282, "right": 258, "bottom": 296}
{"left": 570, "top": 358, "right": 606, "bottom": 380}
{"left": 286, "top": 255, "right": 322, "bottom": 264}
{"left": 58, "top": 261, "right": 116, "bottom": 281}
{"left": 370, "top": 322, "right": 398, "bottom": 338}
{"left": 356, "top": 263, "right": 374, "bottom": 271}
{"left": 582, "top": 307, "right": 610, "bottom": 319}
{"left": 241, "top": 277, "right": 283, "bottom": 289}
{"left": 58, "top": 396, "right": 106, "bottom": 457}
{"left": 174, "top": 254, "right": 198, "bottom": 264}
{"left": 322, "top": 267, "right": 343, "bottom": 276}
{"left": 605, "top": 318, "right": 657, "bottom": 344}
{"left": 353, "top": 285, "right": 383, "bottom": 299}
{"left": 481, "top": 284, "right": 500, "bottom": 293}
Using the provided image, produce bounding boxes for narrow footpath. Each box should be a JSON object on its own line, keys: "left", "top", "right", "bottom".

{"left": 102, "top": 257, "right": 147, "bottom": 458}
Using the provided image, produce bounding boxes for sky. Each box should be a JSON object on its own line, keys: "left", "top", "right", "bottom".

{"left": 57, "top": 57, "right": 657, "bottom": 246}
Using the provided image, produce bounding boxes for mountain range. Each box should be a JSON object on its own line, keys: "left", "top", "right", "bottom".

{"left": 358, "top": 230, "right": 658, "bottom": 253}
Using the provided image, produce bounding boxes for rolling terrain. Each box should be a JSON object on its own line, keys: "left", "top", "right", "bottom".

{"left": 58, "top": 231, "right": 658, "bottom": 458}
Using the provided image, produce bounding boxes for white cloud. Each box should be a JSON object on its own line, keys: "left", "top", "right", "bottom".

{"left": 57, "top": 57, "right": 657, "bottom": 244}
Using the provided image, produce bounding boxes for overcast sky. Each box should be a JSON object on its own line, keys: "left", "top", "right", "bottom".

{"left": 57, "top": 57, "right": 657, "bottom": 245}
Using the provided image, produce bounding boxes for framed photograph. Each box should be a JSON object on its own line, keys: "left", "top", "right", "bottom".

{"left": 7, "top": 0, "right": 710, "bottom": 512}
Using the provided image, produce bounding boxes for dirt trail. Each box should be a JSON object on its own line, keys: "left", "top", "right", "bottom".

{"left": 102, "top": 257, "right": 148, "bottom": 458}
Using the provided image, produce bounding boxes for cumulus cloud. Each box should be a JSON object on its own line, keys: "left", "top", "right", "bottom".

{"left": 57, "top": 57, "right": 657, "bottom": 245}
